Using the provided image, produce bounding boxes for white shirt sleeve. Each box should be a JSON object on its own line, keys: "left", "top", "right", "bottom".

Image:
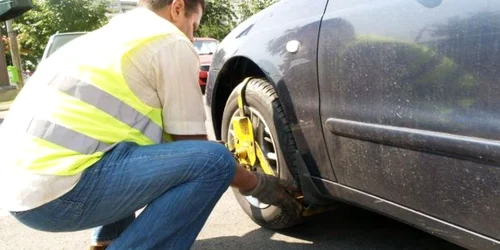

{"left": 151, "top": 36, "right": 207, "bottom": 136}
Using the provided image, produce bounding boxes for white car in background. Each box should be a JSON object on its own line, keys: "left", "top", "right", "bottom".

{"left": 41, "top": 32, "right": 86, "bottom": 61}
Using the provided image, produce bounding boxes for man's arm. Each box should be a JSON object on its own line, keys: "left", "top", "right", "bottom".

{"left": 152, "top": 36, "right": 208, "bottom": 139}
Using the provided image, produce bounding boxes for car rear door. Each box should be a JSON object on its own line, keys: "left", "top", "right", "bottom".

{"left": 318, "top": 0, "right": 500, "bottom": 239}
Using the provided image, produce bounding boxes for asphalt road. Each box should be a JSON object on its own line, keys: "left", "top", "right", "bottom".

{"left": 0, "top": 190, "right": 463, "bottom": 250}
{"left": 0, "top": 106, "right": 464, "bottom": 250}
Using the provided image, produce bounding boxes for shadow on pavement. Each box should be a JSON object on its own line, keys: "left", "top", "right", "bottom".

{"left": 193, "top": 205, "right": 464, "bottom": 250}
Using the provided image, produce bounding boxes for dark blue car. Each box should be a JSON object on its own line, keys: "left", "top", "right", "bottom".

{"left": 206, "top": 1, "right": 500, "bottom": 249}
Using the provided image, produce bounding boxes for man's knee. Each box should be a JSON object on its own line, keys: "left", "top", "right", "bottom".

{"left": 198, "top": 141, "right": 236, "bottom": 180}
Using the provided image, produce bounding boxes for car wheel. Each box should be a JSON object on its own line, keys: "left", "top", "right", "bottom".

{"left": 221, "top": 78, "right": 302, "bottom": 229}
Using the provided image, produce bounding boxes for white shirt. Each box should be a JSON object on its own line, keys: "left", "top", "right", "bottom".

{"left": 0, "top": 8, "right": 207, "bottom": 211}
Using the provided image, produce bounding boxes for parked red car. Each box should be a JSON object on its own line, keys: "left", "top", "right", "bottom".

{"left": 193, "top": 37, "right": 219, "bottom": 94}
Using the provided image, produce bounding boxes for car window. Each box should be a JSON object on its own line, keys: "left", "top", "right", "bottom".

{"left": 193, "top": 40, "right": 219, "bottom": 55}
{"left": 46, "top": 34, "right": 84, "bottom": 58}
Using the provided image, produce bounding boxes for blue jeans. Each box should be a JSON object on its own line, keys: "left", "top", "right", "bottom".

{"left": 10, "top": 141, "right": 236, "bottom": 250}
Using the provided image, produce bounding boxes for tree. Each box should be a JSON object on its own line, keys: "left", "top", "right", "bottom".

{"left": 196, "top": 0, "right": 236, "bottom": 40}
{"left": 238, "top": 0, "right": 277, "bottom": 22}
{"left": 195, "top": 0, "right": 278, "bottom": 41}
{"left": 13, "top": 0, "right": 109, "bottom": 70}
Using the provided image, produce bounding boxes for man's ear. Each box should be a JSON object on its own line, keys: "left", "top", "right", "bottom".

{"left": 170, "top": 0, "right": 186, "bottom": 22}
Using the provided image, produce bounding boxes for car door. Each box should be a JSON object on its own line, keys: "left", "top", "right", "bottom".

{"left": 318, "top": 0, "right": 500, "bottom": 239}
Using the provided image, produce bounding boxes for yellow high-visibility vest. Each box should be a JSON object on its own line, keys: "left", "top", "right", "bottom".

{"left": 12, "top": 11, "right": 187, "bottom": 176}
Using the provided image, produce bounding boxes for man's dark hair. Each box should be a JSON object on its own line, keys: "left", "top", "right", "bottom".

{"left": 139, "top": 0, "right": 205, "bottom": 15}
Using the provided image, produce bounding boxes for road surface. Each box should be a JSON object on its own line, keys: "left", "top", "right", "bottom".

{"left": 0, "top": 190, "right": 463, "bottom": 250}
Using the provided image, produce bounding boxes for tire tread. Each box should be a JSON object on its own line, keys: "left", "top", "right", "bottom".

{"left": 222, "top": 78, "right": 302, "bottom": 229}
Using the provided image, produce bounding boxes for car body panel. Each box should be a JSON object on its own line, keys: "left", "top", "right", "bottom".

{"left": 206, "top": 0, "right": 500, "bottom": 248}
{"left": 316, "top": 177, "right": 499, "bottom": 250}
{"left": 206, "top": 0, "right": 336, "bottom": 180}
{"left": 199, "top": 54, "right": 212, "bottom": 67}
{"left": 318, "top": 0, "right": 500, "bottom": 241}
{"left": 194, "top": 37, "right": 219, "bottom": 89}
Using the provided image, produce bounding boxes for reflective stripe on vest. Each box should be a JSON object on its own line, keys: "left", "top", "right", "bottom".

{"left": 50, "top": 76, "right": 163, "bottom": 145}
{"left": 21, "top": 73, "right": 165, "bottom": 175}
{"left": 25, "top": 74, "right": 165, "bottom": 155}
{"left": 27, "top": 118, "right": 112, "bottom": 154}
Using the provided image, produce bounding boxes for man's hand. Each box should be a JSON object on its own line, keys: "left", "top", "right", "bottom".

{"left": 240, "top": 172, "right": 304, "bottom": 215}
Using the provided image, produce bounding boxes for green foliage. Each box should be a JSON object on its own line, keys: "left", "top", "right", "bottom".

{"left": 238, "top": 0, "right": 277, "bottom": 22}
{"left": 7, "top": 0, "right": 278, "bottom": 70}
{"left": 14, "top": 0, "right": 109, "bottom": 70}
{"left": 196, "top": 0, "right": 236, "bottom": 40}
{"left": 196, "top": 0, "right": 277, "bottom": 41}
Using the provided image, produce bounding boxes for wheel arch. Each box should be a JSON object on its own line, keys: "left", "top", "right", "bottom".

{"left": 210, "top": 56, "right": 336, "bottom": 206}
{"left": 211, "top": 56, "right": 279, "bottom": 140}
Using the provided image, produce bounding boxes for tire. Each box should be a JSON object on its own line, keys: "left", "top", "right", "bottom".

{"left": 221, "top": 78, "right": 302, "bottom": 229}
